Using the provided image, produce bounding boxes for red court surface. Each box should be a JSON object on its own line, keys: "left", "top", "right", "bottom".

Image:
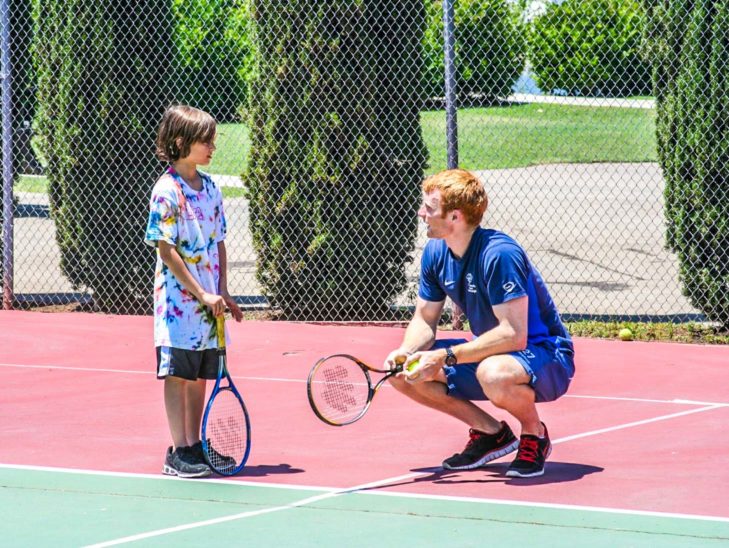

{"left": 1, "top": 310, "right": 728, "bottom": 520}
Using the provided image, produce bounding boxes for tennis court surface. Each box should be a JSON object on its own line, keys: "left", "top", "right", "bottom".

{"left": 1, "top": 310, "right": 728, "bottom": 547}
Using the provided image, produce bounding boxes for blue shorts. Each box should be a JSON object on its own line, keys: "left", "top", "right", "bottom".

{"left": 432, "top": 337, "right": 575, "bottom": 403}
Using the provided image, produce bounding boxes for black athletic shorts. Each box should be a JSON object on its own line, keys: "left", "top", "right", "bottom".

{"left": 156, "top": 346, "right": 218, "bottom": 380}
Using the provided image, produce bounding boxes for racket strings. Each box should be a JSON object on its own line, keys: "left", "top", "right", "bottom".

{"left": 205, "top": 388, "right": 248, "bottom": 472}
{"left": 311, "top": 359, "right": 370, "bottom": 424}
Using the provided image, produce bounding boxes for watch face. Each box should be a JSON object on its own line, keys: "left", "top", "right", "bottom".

{"left": 445, "top": 348, "right": 457, "bottom": 366}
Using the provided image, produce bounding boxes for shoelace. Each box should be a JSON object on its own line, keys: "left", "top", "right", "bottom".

{"left": 464, "top": 429, "right": 482, "bottom": 450}
{"left": 516, "top": 437, "right": 539, "bottom": 463}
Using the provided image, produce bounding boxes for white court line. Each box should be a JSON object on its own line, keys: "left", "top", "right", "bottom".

{"left": 76, "top": 403, "right": 725, "bottom": 546}
{"left": 3, "top": 461, "right": 728, "bottom": 526}
{"left": 2, "top": 362, "right": 728, "bottom": 407}
{"left": 82, "top": 472, "right": 424, "bottom": 548}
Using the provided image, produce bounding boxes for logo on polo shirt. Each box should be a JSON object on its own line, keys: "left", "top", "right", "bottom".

{"left": 466, "top": 273, "right": 477, "bottom": 294}
{"left": 503, "top": 281, "right": 516, "bottom": 294}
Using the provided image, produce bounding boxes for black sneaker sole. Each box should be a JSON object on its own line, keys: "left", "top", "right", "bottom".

{"left": 505, "top": 445, "right": 552, "bottom": 478}
{"left": 162, "top": 463, "right": 212, "bottom": 479}
{"left": 505, "top": 466, "right": 545, "bottom": 478}
{"left": 442, "top": 439, "right": 520, "bottom": 470}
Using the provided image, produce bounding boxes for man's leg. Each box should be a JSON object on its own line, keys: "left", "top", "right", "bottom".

{"left": 475, "top": 355, "right": 543, "bottom": 437}
{"left": 388, "top": 370, "right": 502, "bottom": 434}
{"left": 389, "top": 371, "right": 519, "bottom": 470}
{"left": 476, "top": 355, "right": 551, "bottom": 477}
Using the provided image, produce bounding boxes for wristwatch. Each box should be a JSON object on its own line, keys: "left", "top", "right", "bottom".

{"left": 445, "top": 347, "right": 457, "bottom": 366}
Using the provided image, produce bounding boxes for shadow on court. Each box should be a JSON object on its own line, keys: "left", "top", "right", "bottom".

{"left": 360, "top": 462, "right": 604, "bottom": 491}
{"left": 238, "top": 463, "right": 305, "bottom": 477}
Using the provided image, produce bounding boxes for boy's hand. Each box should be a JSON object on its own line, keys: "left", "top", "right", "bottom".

{"left": 201, "top": 292, "right": 226, "bottom": 317}
{"left": 221, "top": 291, "right": 243, "bottom": 322}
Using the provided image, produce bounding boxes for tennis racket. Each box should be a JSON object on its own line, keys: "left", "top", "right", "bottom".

{"left": 201, "top": 315, "right": 251, "bottom": 475}
{"left": 307, "top": 354, "right": 419, "bottom": 426}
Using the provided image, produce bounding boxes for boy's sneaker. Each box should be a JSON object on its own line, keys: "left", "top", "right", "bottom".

{"left": 506, "top": 423, "right": 552, "bottom": 478}
{"left": 442, "top": 421, "right": 519, "bottom": 470}
{"left": 190, "top": 440, "right": 236, "bottom": 471}
{"left": 162, "top": 446, "right": 211, "bottom": 478}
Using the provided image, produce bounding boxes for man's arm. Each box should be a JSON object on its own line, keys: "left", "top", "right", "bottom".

{"left": 404, "top": 295, "right": 528, "bottom": 382}
{"left": 384, "top": 297, "right": 444, "bottom": 369}
{"left": 447, "top": 295, "right": 528, "bottom": 364}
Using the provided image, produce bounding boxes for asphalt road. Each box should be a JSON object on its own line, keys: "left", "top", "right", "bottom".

{"left": 9, "top": 162, "right": 699, "bottom": 319}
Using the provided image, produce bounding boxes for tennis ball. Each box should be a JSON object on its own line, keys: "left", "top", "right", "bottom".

{"left": 618, "top": 328, "right": 633, "bottom": 341}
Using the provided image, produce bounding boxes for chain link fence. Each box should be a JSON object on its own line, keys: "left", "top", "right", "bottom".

{"left": 1, "top": 0, "right": 721, "bottom": 323}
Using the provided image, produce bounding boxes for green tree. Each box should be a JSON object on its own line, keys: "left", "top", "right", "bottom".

{"left": 423, "top": 0, "right": 525, "bottom": 103}
{"left": 245, "top": 0, "right": 427, "bottom": 320}
{"left": 32, "top": 0, "right": 173, "bottom": 313}
{"left": 529, "top": 0, "right": 650, "bottom": 97}
{"left": 172, "top": 0, "right": 254, "bottom": 122}
{"left": 643, "top": 0, "right": 729, "bottom": 327}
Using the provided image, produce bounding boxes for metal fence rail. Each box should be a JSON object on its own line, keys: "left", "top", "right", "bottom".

{"left": 0, "top": 0, "right": 710, "bottom": 322}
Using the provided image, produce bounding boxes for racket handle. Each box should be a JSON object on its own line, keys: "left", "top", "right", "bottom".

{"left": 216, "top": 315, "right": 226, "bottom": 349}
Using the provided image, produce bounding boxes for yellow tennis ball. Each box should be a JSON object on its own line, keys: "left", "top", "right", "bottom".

{"left": 406, "top": 358, "right": 420, "bottom": 372}
{"left": 618, "top": 328, "right": 633, "bottom": 341}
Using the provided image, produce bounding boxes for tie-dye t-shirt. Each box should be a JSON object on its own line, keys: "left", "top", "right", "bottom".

{"left": 145, "top": 168, "right": 227, "bottom": 350}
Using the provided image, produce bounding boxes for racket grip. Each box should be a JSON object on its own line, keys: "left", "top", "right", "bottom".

{"left": 216, "top": 315, "right": 226, "bottom": 349}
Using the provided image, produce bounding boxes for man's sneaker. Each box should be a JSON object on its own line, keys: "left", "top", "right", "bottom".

{"left": 506, "top": 423, "right": 552, "bottom": 478}
{"left": 442, "top": 421, "right": 519, "bottom": 470}
{"left": 162, "top": 446, "right": 211, "bottom": 478}
{"left": 190, "top": 440, "right": 236, "bottom": 471}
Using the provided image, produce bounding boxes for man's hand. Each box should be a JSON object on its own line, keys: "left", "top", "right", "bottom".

{"left": 398, "top": 349, "right": 447, "bottom": 384}
{"left": 383, "top": 349, "right": 410, "bottom": 372}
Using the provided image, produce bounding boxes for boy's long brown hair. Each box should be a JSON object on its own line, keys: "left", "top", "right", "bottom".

{"left": 422, "top": 169, "right": 488, "bottom": 226}
{"left": 156, "top": 105, "right": 216, "bottom": 163}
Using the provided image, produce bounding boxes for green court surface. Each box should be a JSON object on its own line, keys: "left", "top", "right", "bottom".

{"left": 2, "top": 466, "right": 728, "bottom": 547}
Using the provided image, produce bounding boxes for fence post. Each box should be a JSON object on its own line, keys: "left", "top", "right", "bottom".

{"left": 442, "top": 0, "right": 463, "bottom": 329}
{"left": 1, "top": 0, "right": 14, "bottom": 310}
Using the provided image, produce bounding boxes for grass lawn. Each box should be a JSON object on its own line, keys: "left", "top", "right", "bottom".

{"left": 421, "top": 102, "right": 656, "bottom": 173}
{"left": 15, "top": 102, "right": 657, "bottom": 193}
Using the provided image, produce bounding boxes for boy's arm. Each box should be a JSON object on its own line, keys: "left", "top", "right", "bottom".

{"left": 158, "top": 240, "right": 225, "bottom": 316}
{"left": 217, "top": 241, "right": 243, "bottom": 321}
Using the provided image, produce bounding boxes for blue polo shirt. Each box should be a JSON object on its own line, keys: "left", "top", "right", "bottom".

{"left": 419, "top": 228, "right": 570, "bottom": 346}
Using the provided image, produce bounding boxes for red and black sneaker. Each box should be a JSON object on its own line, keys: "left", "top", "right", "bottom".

{"left": 442, "top": 421, "right": 519, "bottom": 470}
{"left": 506, "top": 422, "right": 552, "bottom": 478}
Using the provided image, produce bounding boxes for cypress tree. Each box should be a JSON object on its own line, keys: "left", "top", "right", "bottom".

{"left": 645, "top": 0, "right": 729, "bottom": 327}
{"left": 32, "top": 0, "right": 174, "bottom": 313}
{"left": 245, "top": 0, "right": 428, "bottom": 320}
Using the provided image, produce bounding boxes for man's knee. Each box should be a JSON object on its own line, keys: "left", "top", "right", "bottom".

{"left": 476, "top": 356, "right": 527, "bottom": 405}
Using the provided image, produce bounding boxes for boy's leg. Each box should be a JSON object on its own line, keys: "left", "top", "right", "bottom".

{"left": 185, "top": 378, "right": 207, "bottom": 446}
{"left": 164, "top": 376, "right": 189, "bottom": 450}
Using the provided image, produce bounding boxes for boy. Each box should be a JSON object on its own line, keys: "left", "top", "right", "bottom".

{"left": 146, "top": 105, "right": 243, "bottom": 478}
